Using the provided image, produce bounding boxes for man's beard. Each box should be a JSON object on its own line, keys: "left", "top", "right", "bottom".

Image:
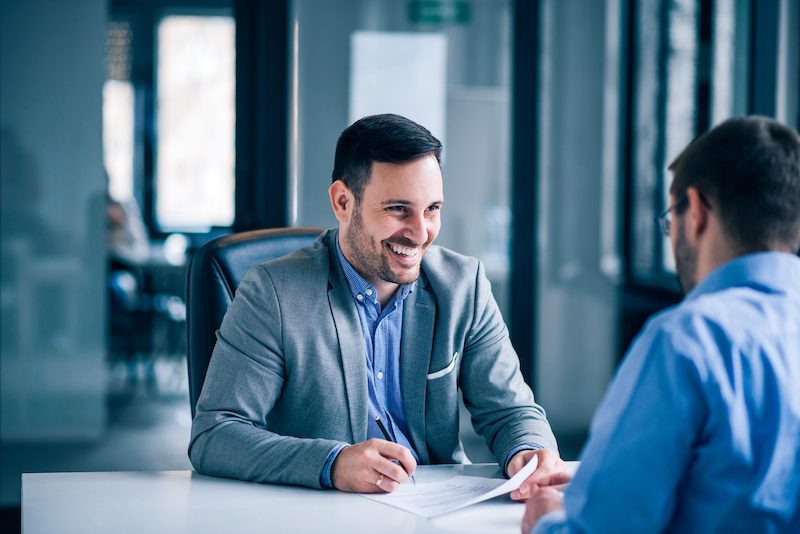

{"left": 674, "top": 221, "right": 697, "bottom": 294}
{"left": 343, "top": 207, "right": 425, "bottom": 286}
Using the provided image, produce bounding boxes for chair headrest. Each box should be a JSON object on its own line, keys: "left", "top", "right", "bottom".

{"left": 185, "top": 228, "right": 324, "bottom": 417}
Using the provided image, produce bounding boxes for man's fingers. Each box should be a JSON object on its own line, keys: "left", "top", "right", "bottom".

{"left": 371, "top": 438, "right": 417, "bottom": 479}
{"left": 509, "top": 449, "right": 569, "bottom": 501}
{"left": 511, "top": 471, "right": 573, "bottom": 501}
{"left": 374, "top": 469, "right": 404, "bottom": 493}
{"left": 331, "top": 439, "right": 416, "bottom": 493}
{"left": 521, "top": 487, "right": 566, "bottom": 533}
{"left": 509, "top": 448, "right": 564, "bottom": 479}
{"left": 511, "top": 483, "right": 532, "bottom": 501}
{"left": 389, "top": 445, "right": 417, "bottom": 478}
{"left": 374, "top": 457, "right": 409, "bottom": 484}
{"left": 536, "top": 471, "right": 573, "bottom": 487}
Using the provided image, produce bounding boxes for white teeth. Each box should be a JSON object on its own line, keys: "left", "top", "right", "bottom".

{"left": 390, "top": 244, "right": 418, "bottom": 257}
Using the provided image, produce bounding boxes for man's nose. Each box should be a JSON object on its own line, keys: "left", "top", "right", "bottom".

{"left": 403, "top": 211, "right": 430, "bottom": 244}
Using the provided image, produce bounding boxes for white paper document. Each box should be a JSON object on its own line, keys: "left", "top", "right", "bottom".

{"left": 360, "top": 456, "right": 538, "bottom": 518}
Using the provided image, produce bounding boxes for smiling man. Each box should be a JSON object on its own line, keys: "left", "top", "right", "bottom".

{"left": 190, "top": 114, "right": 562, "bottom": 492}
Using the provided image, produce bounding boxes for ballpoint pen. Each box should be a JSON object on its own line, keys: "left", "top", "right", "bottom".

{"left": 375, "top": 415, "right": 416, "bottom": 485}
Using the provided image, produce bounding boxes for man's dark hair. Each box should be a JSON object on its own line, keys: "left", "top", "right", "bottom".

{"left": 332, "top": 114, "right": 442, "bottom": 201}
{"left": 668, "top": 115, "right": 800, "bottom": 253}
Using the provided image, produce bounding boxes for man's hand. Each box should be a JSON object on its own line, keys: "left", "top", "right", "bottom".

{"left": 521, "top": 480, "right": 567, "bottom": 534}
{"left": 508, "top": 448, "right": 566, "bottom": 500}
{"left": 330, "top": 438, "right": 417, "bottom": 493}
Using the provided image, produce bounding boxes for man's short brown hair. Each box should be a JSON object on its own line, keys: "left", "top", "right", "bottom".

{"left": 669, "top": 116, "right": 800, "bottom": 253}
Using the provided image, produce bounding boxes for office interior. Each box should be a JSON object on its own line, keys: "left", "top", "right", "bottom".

{"left": 1, "top": 0, "right": 798, "bottom": 530}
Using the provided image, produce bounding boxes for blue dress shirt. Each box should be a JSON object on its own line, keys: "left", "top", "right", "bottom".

{"left": 335, "top": 240, "right": 419, "bottom": 458}
{"left": 535, "top": 252, "right": 800, "bottom": 533}
{"left": 320, "top": 240, "right": 419, "bottom": 487}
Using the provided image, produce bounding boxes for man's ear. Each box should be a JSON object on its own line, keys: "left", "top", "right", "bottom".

{"left": 684, "top": 186, "right": 710, "bottom": 245}
{"left": 329, "top": 180, "right": 353, "bottom": 223}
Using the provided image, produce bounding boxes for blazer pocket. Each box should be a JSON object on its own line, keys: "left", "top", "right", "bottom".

{"left": 427, "top": 352, "right": 459, "bottom": 380}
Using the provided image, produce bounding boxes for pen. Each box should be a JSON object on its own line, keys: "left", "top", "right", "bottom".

{"left": 375, "top": 415, "right": 416, "bottom": 485}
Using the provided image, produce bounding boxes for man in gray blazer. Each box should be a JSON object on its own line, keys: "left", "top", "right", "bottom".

{"left": 189, "top": 114, "right": 562, "bottom": 493}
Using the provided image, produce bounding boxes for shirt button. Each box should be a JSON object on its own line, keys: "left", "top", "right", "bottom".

{"left": 377, "top": 371, "right": 384, "bottom": 380}
{"left": 366, "top": 289, "right": 373, "bottom": 296}
{"left": 356, "top": 294, "right": 364, "bottom": 301}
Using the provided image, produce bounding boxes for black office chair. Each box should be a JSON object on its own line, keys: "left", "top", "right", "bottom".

{"left": 185, "top": 227, "right": 325, "bottom": 417}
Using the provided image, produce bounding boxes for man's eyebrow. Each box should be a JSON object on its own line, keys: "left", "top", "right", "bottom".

{"left": 381, "top": 199, "right": 444, "bottom": 206}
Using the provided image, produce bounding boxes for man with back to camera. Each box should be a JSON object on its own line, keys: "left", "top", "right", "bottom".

{"left": 189, "top": 113, "right": 565, "bottom": 493}
{"left": 519, "top": 115, "right": 800, "bottom": 533}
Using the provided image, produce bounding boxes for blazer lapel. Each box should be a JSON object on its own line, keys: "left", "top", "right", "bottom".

{"left": 400, "top": 275, "right": 435, "bottom": 464}
{"left": 327, "top": 245, "right": 369, "bottom": 443}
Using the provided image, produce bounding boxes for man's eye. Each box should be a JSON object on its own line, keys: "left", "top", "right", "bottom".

{"left": 427, "top": 205, "right": 441, "bottom": 212}
{"left": 389, "top": 206, "right": 406, "bottom": 212}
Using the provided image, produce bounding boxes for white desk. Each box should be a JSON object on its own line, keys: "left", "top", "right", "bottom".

{"left": 23, "top": 462, "right": 579, "bottom": 533}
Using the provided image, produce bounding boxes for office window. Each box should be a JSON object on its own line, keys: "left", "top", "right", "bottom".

{"left": 103, "top": 79, "right": 135, "bottom": 201}
{"left": 156, "top": 14, "right": 235, "bottom": 230}
{"left": 628, "top": 0, "right": 750, "bottom": 286}
{"left": 104, "top": 21, "right": 135, "bottom": 201}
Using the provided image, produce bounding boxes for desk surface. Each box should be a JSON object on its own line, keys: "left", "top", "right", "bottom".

{"left": 23, "top": 462, "right": 579, "bottom": 534}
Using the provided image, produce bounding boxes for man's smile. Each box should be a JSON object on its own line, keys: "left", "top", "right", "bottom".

{"left": 388, "top": 243, "right": 420, "bottom": 259}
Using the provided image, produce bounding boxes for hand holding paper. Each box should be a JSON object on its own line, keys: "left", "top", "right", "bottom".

{"left": 509, "top": 448, "right": 568, "bottom": 500}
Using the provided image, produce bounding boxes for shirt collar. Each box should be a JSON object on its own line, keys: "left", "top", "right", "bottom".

{"left": 684, "top": 251, "right": 800, "bottom": 302}
{"left": 335, "top": 234, "right": 415, "bottom": 305}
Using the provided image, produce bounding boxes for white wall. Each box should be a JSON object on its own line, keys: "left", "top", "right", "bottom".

{"left": 1, "top": 0, "right": 108, "bottom": 440}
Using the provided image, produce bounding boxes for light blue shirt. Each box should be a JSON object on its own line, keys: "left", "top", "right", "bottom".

{"left": 535, "top": 252, "right": 800, "bottom": 534}
{"left": 335, "top": 239, "right": 420, "bottom": 458}
{"left": 319, "top": 240, "right": 419, "bottom": 487}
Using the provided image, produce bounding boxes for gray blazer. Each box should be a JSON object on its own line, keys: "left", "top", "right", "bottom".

{"left": 189, "top": 229, "right": 556, "bottom": 489}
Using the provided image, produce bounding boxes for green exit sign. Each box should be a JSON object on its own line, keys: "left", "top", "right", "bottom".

{"left": 409, "top": 1, "right": 471, "bottom": 25}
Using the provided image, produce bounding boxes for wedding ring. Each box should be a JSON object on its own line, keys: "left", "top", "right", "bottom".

{"left": 376, "top": 473, "right": 385, "bottom": 486}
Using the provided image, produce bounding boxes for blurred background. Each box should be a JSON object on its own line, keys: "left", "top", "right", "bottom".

{"left": 1, "top": 0, "right": 798, "bottom": 529}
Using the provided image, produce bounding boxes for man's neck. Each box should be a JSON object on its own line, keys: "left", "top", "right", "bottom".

{"left": 374, "top": 284, "right": 399, "bottom": 309}
{"left": 695, "top": 220, "right": 739, "bottom": 285}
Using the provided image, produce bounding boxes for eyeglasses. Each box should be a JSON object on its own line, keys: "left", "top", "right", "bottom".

{"left": 654, "top": 195, "right": 689, "bottom": 237}
{"left": 654, "top": 193, "right": 711, "bottom": 237}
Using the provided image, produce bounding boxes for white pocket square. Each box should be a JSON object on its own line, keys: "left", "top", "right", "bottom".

{"left": 427, "top": 352, "right": 459, "bottom": 380}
